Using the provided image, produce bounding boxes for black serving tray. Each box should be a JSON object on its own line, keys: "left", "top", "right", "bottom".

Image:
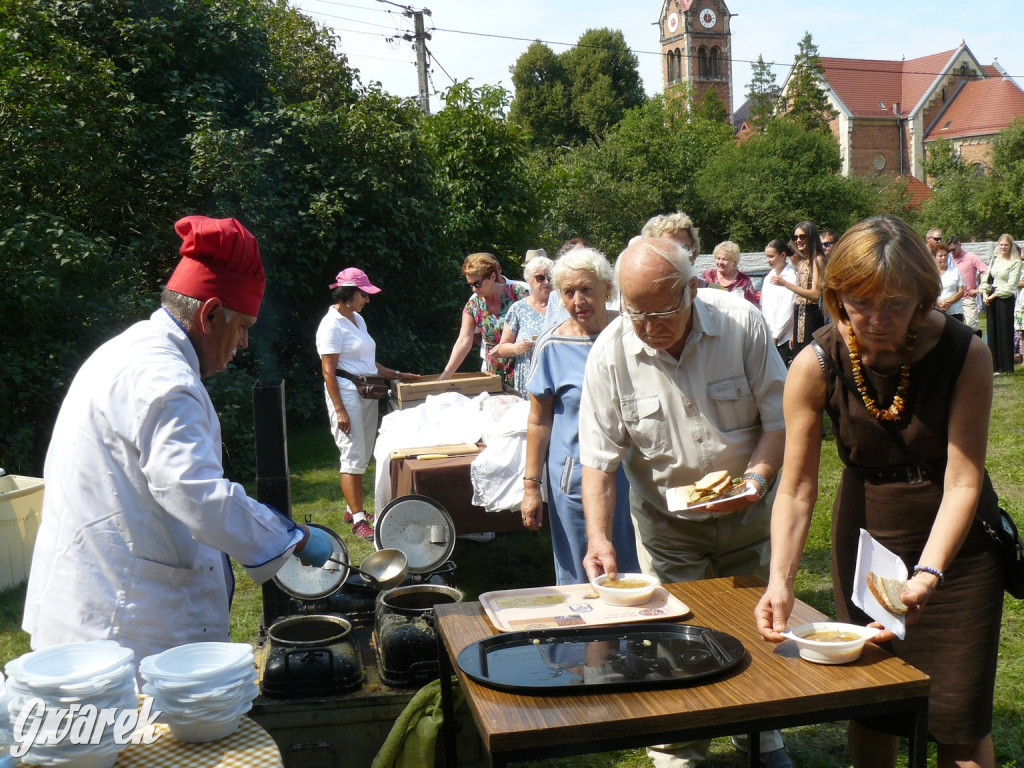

{"left": 456, "top": 622, "right": 745, "bottom": 694}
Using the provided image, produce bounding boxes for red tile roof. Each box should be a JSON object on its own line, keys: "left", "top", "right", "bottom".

{"left": 819, "top": 48, "right": 964, "bottom": 118}
{"left": 925, "top": 78, "right": 1024, "bottom": 141}
{"left": 895, "top": 175, "right": 933, "bottom": 210}
{"left": 901, "top": 49, "right": 959, "bottom": 112}
{"left": 819, "top": 56, "right": 904, "bottom": 118}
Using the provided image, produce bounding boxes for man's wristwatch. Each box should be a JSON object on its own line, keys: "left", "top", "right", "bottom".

{"left": 742, "top": 471, "right": 774, "bottom": 498}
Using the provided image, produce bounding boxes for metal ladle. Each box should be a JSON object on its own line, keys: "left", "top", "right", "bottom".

{"left": 325, "top": 556, "right": 381, "bottom": 586}
{"left": 324, "top": 548, "right": 409, "bottom": 590}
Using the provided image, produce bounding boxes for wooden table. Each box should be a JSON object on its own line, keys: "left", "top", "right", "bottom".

{"left": 436, "top": 575, "right": 931, "bottom": 768}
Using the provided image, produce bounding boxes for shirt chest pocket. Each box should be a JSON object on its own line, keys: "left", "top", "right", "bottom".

{"left": 621, "top": 394, "right": 670, "bottom": 457}
{"left": 708, "top": 377, "right": 759, "bottom": 433}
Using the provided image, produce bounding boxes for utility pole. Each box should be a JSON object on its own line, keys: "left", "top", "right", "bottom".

{"left": 378, "top": 1, "right": 432, "bottom": 113}
{"left": 409, "top": 10, "right": 431, "bottom": 114}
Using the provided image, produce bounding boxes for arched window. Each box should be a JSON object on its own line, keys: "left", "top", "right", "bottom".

{"left": 675, "top": 50, "right": 683, "bottom": 82}
{"left": 697, "top": 47, "right": 708, "bottom": 79}
{"left": 710, "top": 47, "right": 721, "bottom": 79}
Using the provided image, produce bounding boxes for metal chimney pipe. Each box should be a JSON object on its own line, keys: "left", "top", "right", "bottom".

{"left": 253, "top": 379, "right": 293, "bottom": 629}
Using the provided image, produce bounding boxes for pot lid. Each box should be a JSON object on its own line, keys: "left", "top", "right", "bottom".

{"left": 273, "top": 523, "right": 350, "bottom": 600}
{"left": 374, "top": 495, "right": 456, "bottom": 574}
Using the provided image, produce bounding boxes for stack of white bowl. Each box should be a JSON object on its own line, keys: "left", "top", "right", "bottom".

{"left": 2, "top": 641, "right": 136, "bottom": 768}
{"left": 139, "top": 642, "right": 257, "bottom": 743}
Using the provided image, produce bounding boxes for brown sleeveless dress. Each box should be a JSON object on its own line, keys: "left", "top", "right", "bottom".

{"left": 815, "top": 317, "right": 1003, "bottom": 743}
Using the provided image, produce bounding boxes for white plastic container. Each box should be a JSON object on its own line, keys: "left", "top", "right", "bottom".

{"left": 0, "top": 474, "right": 44, "bottom": 591}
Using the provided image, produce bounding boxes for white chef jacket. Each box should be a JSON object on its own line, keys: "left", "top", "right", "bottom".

{"left": 23, "top": 309, "right": 304, "bottom": 662}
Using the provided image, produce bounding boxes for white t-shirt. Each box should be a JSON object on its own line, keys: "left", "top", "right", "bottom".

{"left": 938, "top": 266, "right": 965, "bottom": 316}
{"left": 315, "top": 307, "right": 377, "bottom": 390}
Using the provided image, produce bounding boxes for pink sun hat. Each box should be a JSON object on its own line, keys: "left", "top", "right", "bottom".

{"left": 329, "top": 267, "right": 381, "bottom": 294}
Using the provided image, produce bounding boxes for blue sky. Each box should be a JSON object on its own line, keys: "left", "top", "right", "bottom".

{"left": 292, "top": 0, "right": 1024, "bottom": 113}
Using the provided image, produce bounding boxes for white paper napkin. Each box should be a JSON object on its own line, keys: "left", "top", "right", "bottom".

{"left": 851, "top": 528, "right": 908, "bottom": 640}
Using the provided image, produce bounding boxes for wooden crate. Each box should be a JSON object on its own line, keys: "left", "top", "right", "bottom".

{"left": 394, "top": 372, "right": 502, "bottom": 409}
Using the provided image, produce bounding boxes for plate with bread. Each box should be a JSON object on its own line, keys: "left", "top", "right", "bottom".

{"left": 667, "top": 470, "right": 758, "bottom": 514}
{"left": 852, "top": 528, "right": 908, "bottom": 639}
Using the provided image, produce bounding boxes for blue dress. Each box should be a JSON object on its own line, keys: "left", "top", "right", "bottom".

{"left": 527, "top": 329, "right": 641, "bottom": 585}
{"left": 503, "top": 298, "right": 549, "bottom": 395}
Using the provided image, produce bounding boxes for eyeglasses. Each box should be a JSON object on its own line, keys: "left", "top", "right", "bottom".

{"left": 793, "top": 233, "right": 808, "bottom": 241}
{"left": 622, "top": 291, "right": 687, "bottom": 324}
{"left": 533, "top": 274, "right": 549, "bottom": 283}
{"left": 927, "top": 236, "right": 942, "bottom": 241}
{"left": 467, "top": 276, "right": 489, "bottom": 289}
{"left": 821, "top": 240, "right": 835, "bottom": 249}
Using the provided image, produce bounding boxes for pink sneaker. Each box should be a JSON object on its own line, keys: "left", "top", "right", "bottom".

{"left": 344, "top": 509, "right": 374, "bottom": 526}
{"left": 352, "top": 519, "right": 375, "bottom": 540}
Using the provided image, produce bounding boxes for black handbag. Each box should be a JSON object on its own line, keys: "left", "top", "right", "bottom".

{"left": 979, "top": 509, "right": 1024, "bottom": 599}
{"left": 336, "top": 369, "right": 391, "bottom": 400}
{"left": 811, "top": 339, "right": 1024, "bottom": 598}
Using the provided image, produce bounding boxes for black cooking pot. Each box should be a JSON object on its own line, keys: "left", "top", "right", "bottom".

{"left": 374, "top": 584, "right": 463, "bottom": 687}
{"left": 262, "top": 615, "right": 363, "bottom": 698}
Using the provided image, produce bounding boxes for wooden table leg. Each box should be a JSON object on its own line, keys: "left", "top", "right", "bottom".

{"left": 438, "top": 635, "right": 458, "bottom": 768}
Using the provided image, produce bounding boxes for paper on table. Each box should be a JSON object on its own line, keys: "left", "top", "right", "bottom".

{"left": 852, "top": 528, "right": 908, "bottom": 640}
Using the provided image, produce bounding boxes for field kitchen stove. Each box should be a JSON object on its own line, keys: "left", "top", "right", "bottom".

{"left": 247, "top": 381, "right": 479, "bottom": 767}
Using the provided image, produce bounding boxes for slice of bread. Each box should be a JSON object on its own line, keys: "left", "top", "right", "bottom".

{"left": 866, "top": 571, "right": 909, "bottom": 615}
{"left": 694, "top": 470, "right": 730, "bottom": 492}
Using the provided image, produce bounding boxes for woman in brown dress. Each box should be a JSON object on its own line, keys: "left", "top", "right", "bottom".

{"left": 755, "top": 216, "right": 1003, "bottom": 768}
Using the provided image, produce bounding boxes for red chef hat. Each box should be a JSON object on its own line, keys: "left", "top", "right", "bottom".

{"left": 166, "top": 216, "right": 265, "bottom": 317}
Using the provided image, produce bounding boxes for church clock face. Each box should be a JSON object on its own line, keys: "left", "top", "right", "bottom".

{"left": 666, "top": 11, "right": 679, "bottom": 34}
{"left": 699, "top": 7, "right": 717, "bottom": 28}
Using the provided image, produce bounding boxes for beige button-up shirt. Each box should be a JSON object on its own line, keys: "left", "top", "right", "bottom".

{"left": 579, "top": 289, "right": 786, "bottom": 521}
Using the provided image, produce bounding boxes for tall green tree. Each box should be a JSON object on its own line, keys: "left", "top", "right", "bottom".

{"left": 782, "top": 32, "right": 837, "bottom": 134}
{"left": 509, "top": 28, "right": 644, "bottom": 148}
{"left": 508, "top": 41, "right": 573, "bottom": 147}
{"left": 561, "top": 28, "right": 645, "bottom": 142}
{"left": 920, "top": 139, "right": 988, "bottom": 238}
{"left": 696, "top": 119, "right": 877, "bottom": 247}
{"left": 532, "top": 96, "right": 732, "bottom": 254}
{"left": 747, "top": 54, "right": 779, "bottom": 130}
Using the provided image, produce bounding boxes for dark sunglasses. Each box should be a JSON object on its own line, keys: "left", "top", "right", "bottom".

{"left": 793, "top": 233, "right": 808, "bottom": 241}
{"left": 467, "top": 274, "right": 491, "bottom": 289}
{"left": 822, "top": 241, "right": 835, "bottom": 249}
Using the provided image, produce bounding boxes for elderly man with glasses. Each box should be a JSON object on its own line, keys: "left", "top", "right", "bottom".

{"left": 578, "top": 237, "right": 790, "bottom": 768}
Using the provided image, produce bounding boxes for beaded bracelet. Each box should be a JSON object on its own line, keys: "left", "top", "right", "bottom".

{"left": 912, "top": 564, "right": 944, "bottom": 585}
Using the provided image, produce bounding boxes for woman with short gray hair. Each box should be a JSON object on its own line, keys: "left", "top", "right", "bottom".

{"left": 491, "top": 256, "right": 553, "bottom": 395}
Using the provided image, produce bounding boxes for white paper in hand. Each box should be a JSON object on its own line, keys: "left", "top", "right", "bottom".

{"left": 852, "top": 528, "right": 908, "bottom": 640}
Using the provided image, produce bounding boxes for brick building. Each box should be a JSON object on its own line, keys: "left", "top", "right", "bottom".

{"left": 777, "top": 42, "right": 1024, "bottom": 182}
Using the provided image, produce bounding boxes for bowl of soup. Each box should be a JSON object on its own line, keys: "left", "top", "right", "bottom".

{"left": 592, "top": 573, "right": 660, "bottom": 606}
{"left": 784, "top": 622, "right": 881, "bottom": 665}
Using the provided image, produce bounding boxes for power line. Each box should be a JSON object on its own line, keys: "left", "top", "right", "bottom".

{"left": 294, "top": 7, "right": 1023, "bottom": 85}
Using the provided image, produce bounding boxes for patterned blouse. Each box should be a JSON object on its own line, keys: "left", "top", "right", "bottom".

{"left": 464, "top": 282, "right": 529, "bottom": 385}
{"left": 699, "top": 268, "right": 759, "bottom": 305}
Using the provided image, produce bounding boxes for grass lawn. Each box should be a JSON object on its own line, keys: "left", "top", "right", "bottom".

{"left": 2, "top": 372, "right": 1023, "bottom": 767}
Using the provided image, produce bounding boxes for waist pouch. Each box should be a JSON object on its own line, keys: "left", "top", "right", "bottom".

{"left": 337, "top": 369, "right": 390, "bottom": 400}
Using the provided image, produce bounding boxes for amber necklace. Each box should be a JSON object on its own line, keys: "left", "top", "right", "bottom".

{"left": 848, "top": 329, "right": 915, "bottom": 421}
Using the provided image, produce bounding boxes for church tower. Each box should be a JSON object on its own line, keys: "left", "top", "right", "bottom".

{"left": 660, "top": 0, "right": 733, "bottom": 118}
